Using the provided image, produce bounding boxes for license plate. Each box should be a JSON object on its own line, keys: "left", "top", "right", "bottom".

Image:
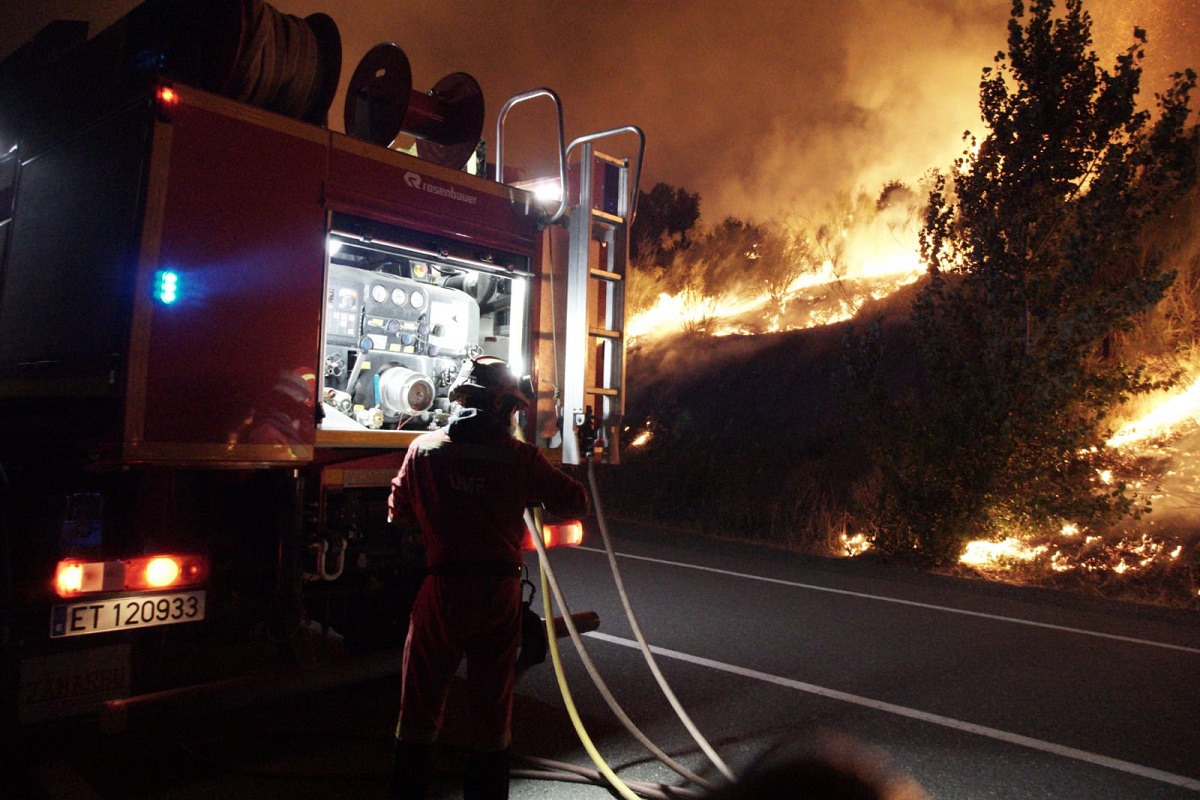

{"left": 51, "top": 591, "right": 206, "bottom": 638}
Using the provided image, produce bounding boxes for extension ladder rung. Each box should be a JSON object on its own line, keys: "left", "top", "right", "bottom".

{"left": 589, "top": 268, "right": 622, "bottom": 282}
{"left": 587, "top": 387, "right": 620, "bottom": 397}
{"left": 589, "top": 327, "right": 621, "bottom": 340}
{"left": 591, "top": 208, "right": 624, "bottom": 227}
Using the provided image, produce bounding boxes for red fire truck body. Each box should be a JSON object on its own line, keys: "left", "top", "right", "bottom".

{"left": 0, "top": 4, "right": 635, "bottom": 733}
{"left": 124, "top": 86, "right": 544, "bottom": 461}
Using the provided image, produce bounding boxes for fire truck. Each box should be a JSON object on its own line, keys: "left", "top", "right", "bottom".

{"left": 0, "top": 0, "right": 639, "bottom": 734}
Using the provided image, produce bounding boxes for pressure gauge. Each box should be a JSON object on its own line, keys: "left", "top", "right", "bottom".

{"left": 370, "top": 284, "right": 388, "bottom": 303}
{"left": 391, "top": 287, "right": 407, "bottom": 306}
{"left": 410, "top": 291, "right": 426, "bottom": 310}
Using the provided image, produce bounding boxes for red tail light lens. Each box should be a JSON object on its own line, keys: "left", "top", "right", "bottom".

{"left": 55, "top": 554, "right": 209, "bottom": 597}
{"left": 125, "top": 555, "right": 208, "bottom": 590}
{"left": 548, "top": 520, "right": 584, "bottom": 546}
{"left": 522, "top": 520, "right": 585, "bottom": 551}
{"left": 155, "top": 83, "right": 179, "bottom": 122}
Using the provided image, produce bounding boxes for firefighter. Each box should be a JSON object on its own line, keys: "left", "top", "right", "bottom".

{"left": 388, "top": 355, "right": 590, "bottom": 799}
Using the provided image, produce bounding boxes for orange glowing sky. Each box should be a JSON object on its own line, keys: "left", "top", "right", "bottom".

{"left": 2, "top": 1, "right": 1196, "bottom": 222}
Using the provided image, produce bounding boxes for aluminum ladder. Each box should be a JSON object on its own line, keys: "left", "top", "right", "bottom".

{"left": 561, "top": 129, "right": 643, "bottom": 465}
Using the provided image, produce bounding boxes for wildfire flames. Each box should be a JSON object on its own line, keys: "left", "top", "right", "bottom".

{"left": 626, "top": 221, "right": 1199, "bottom": 603}
{"left": 627, "top": 268, "right": 921, "bottom": 339}
{"left": 956, "top": 384, "right": 1200, "bottom": 598}
{"left": 628, "top": 223, "right": 922, "bottom": 340}
{"left": 1106, "top": 378, "right": 1200, "bottom": 448}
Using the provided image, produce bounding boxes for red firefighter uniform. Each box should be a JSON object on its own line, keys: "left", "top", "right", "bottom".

{"left": 388, "top": 405, "right": 589, "bottom": 750}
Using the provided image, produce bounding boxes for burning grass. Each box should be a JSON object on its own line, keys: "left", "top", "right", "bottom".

{"left": 945, "top": 419, "right": 1200, "bottom": 608}
{"left": 605, "top": 420, "right": 1200, "bottom": 609}
{"left": 629, "top": 254, "right": 922, "bottom": 339}
{"left": 948, "top": 525, "right": 1199, "bottom": 609}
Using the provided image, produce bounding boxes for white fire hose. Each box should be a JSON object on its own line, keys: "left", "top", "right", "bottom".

{"left": 526, "top": 226, "right": 733, "bottom": 794}
{"left": 523, "top": 456, "right": 736, "bottom": 797}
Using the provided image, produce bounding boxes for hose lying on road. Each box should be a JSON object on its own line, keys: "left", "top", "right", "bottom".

{"left": 526, "top": 504, "right": 715, "bottom": 791}
{"left": 585, "top": 459, "right": 737, "bottom": 782}
{"left": 528, "top": 505, "right": 641, "bottom": 800}
{"left": 513, "top": 754, "right": 708, "bottom": 799}
{"left": 526, "top": 459, "right": 738, "bottom": 796}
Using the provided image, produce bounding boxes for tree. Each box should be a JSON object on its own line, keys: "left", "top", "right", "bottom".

{"left": 673, "top": 217, "right": 803, "bottom": 327}
{"left": 754, "top": 224, "right": 813, "bottom": 327}
{"left": 849, "top": 0, "right": 1199, "bottom": 564}
{"left": 627, "top": 209, "right": 814, "bottom": 332}
{"left": 694, "top": 217, "right": 763, "bottom": 296}
{"left": 630, "top": 182, "right": 701, "bottom": 265}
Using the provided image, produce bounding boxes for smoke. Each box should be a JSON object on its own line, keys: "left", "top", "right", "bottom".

{"left": 2, "top": 0, "right": 1196, "bottom": 222}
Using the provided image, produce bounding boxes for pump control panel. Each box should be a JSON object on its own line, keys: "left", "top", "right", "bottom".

{"left": 320, "top": 214, "right": 529, "bottom": 434}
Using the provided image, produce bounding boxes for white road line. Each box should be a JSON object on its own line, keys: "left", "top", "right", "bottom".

{"left": 576, "top": 547, "right": 1200, "bottom": 655}
{"left": 586, "top": 631, "right": 1200, "bottom": 792}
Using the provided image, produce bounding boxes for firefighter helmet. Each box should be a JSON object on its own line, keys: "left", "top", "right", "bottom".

{"left": 449, "top": 356, "right": 533, "bottom": 411}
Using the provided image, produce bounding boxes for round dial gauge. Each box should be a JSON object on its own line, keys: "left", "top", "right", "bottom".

{"left": 410, "top": 291, "right": 426, "bottom": 310}
{"left": 370, "top": 284, "right": 388, "bottom": 303}
{"left": 391, "top": 287, "right": 407, "bottom": 306}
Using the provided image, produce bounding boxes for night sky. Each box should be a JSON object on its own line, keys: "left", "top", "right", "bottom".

{"left": 2, "top": 1, "right": 1197, "bottom": 222}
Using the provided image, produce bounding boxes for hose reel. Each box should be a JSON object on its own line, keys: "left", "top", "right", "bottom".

{"left": 160, "top": 0, "right": 342, "bottom": 124}
{"left": 343, "top": 42, "right": 485, "bottom": 170}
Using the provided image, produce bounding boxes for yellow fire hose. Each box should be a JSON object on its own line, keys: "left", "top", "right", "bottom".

{"left": 526, "top": 505, "right": 643, "bottom": 800}
{"left": 517, "top": 417, "right": 725, "bottom": 797}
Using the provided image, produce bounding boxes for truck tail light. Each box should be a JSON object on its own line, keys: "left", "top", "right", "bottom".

{"left": 522, "top": 520, "right": 585, "bottom": 551}
{"left": 155, "top": 83, "right": 180, "bottom": 122}
{"left": 55, "top": 554, "right": 209, "bottom": 597}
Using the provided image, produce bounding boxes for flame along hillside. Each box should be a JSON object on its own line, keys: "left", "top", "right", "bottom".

{"left": 603, "top": 180, "right": 1200, "bottom": 609}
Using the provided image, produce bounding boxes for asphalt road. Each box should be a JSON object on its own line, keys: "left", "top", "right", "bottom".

{"left": 20, "top": 520, "right": 1200, "bottom": 799}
